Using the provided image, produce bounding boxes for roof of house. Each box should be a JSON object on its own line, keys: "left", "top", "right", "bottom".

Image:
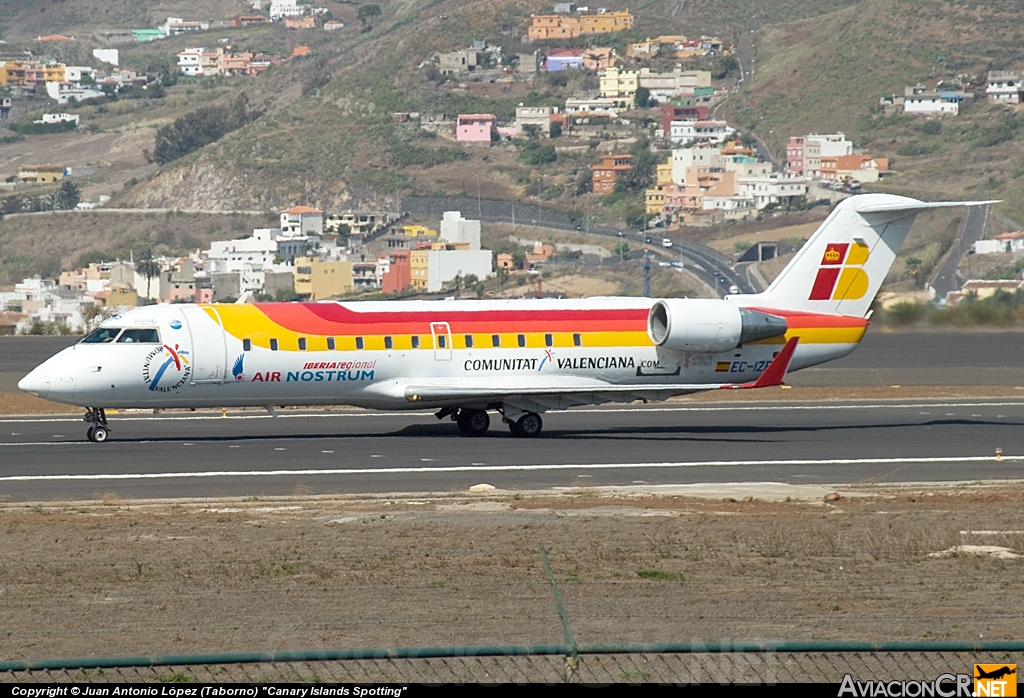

{"left": 281, "top": 205, "right": 323, "bottom": 214}
{"left": 35, "top": 35, "right": 76, "bottom": 41}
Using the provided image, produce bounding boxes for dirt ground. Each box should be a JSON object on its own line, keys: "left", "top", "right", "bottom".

{"left": 1, "top": 482, "right": 1023, "bottom": 660}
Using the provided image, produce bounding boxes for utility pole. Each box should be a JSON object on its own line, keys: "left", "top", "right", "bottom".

{"left": 643, "top": 251, "right": 651, "bottom": 297}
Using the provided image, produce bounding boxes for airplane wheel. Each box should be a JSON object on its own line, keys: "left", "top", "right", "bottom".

{"left": 88, "top": 426, "right": 109, "bottom": 443}
{"left": 457, "top": 409, "right": 490, "bottom": 436}
{"left": 510, "top": 412, "right": 543, "bottom": 438}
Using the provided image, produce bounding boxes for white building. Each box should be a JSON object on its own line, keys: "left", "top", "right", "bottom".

{"left": 668, "top": 119, "right": 734, "bottom": 146}
{"left": 206, "top": 228, "right": 280, "bottom": 274}
{"left": 515, "top": 104, "right": 559, "bottom": 137}
{"left": 45, "top": 82, "right": 105, "bottom": 104}
{"left": 440, "top": 211, "right": 481, "bottom": 251}
{"left": 269, "top": 0, "right": 306, "bottom": 19}
{"left": 564, "top": 97, "right": 618, "bottom": 118}
{"left": 902, "top": 86, "right": 959, "bottom": 116}
{"left": 177, "top": 48, "right": 203, "bottom": 76}
{"left": 280, "top": 206, "right": 324, "bottom": 236}
{"left": 804, "top": 132, "right": 853, "bottom": 158}
{"left": 63, "top": 66, "right": 97, "bottom": 83}
{"left": 38, "top": 113, "right": 79, "bottom": 125}
{"left": 987, "top": 71, "right": 1023, "bottom": 105}
{"left": 92, "top": 48, "right": 119, "bottom": 66}
{"left": 426, "top": 250, "right": 493, "bottom": 293}
{"left": 737, "top": 173, "right": 808, "bottom": 209}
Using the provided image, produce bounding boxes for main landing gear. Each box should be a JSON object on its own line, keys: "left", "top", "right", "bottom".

{"left": 436, "top": 407, "right": 491, "bottom": 437}
{"left": 435, "top": 407, "right": 545, "bottom": 437}
{"left": 84, "top": 408, "right": 109, "bottom": 443}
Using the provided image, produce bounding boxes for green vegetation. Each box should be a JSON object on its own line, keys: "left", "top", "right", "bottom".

{"left": 152, "top": 95, "right": 261, "bottom": 165}
{"left": 516, "top": 140, "right": 557, "bottom": 166}
{"left": 882, "top": 291, "right": 1024, "bottom": 328}
{"left": 7, "top": 119, "right": 77, "bottom": 135}
{"left": 636, "top": 569, "right": 685, "bottom": 581}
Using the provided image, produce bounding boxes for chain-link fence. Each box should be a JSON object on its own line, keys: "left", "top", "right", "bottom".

{"left": 3, "top": 643, "right": 1022, "bottom": 683}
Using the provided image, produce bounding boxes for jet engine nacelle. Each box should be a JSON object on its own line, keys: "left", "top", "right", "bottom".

{"left": 647, "top": 299, "right": 788, "bottom": 353}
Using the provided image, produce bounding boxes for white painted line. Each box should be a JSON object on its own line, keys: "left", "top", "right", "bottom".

{"left": 1, "top": 454, "right": 1021, "bottom": 482}
{"left": 2, "top": 401, "right": 1021, "bottom": 425}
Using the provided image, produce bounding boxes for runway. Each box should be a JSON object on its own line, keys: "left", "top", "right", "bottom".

{"left": 2, "top": 399, "right": 1022, "bottom": 500}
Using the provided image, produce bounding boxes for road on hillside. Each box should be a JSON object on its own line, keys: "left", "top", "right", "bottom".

{"left": 402, "top": 197, "right": 757, "bottom": 295}
{"left": 929, "top": 203, "right": 990, "bottom": 301}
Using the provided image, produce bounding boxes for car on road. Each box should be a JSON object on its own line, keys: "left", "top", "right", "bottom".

{"left": 662, "top": 238, "right": 673, "bottom": 248}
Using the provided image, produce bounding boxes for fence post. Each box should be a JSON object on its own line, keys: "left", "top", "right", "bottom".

{"left": 539, "top": 543, "right": 578, "bottom": 682}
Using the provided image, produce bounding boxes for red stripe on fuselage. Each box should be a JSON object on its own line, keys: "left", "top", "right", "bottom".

{"left": 257, "top": 303, "right": 650, "bottom": 336}
{"left": 746, "top": 307, "right": 868, "bottom": 329}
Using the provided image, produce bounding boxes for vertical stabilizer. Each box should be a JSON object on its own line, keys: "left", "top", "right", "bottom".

{"left": 728, "top": 195, "right": 995, "bottom": 317}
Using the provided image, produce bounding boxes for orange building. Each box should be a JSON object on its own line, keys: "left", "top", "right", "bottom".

{"left": 527, "top": 15, "right": 581, "bottom": 40}
{"left": 591, "top": 154, "right": 633, "bottom": 194}
{"left": 580, "top": 11, "right": 633, "bottom": 34}
{"left": 382, "top": 250, "right": 412, "bottom": 294}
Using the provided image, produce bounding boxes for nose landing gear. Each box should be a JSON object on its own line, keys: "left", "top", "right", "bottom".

{"left": 84, "top": 408, "right": 109, "bottom": 443}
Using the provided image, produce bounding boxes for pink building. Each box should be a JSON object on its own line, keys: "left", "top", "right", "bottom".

{"left": 786, "top": 136, "right": 805, "bottom": 175}
{"left": 456, "top": 114, "right": 497, "bottom": 142}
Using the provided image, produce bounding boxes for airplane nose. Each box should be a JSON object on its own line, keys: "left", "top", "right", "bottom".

{"left": 18, "top": 365, "right": 51, "bottom": 398}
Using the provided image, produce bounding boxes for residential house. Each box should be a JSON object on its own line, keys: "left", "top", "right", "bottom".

{"left": 553, "top": 3, "right": 577, "bottom": 13}
{"left": 402, "top": 225, "right": 438, "bottom": 238}
{"left": 599, "top": 66, "right": 639, "bottom": 108}
{"left": 517, "top": 50, "right": 541, "bottom": 73}
{"left": 820, "top": 154, "right": 889, "bottom": 183}
{"left": 903, "top": 85, "right": 960, "bottom": 116}
{"left": 545, "top": 49, "right": 586, "bottom": 72}
{"left": 351, "top": 261, "right": 378, "bottom": 289}
{"left": 668, "top": 119, "right": 733, "bottom": 146}
{"left": 280, "top": 206, "right": 324, "bottom": 235}
{"left": 232, "top": 16, "right": 271, "bottom": 27}
{"left": 381, "top": 250, "right": 412, "bottom": 293}
{"left": 973, "top": 231, "right": 1024, "bottom": 255}
{"left": 18, "top": 164, "right": 65, "bottom": 183}
{"left": 325, "top": 210, "right": 396, "bottom": 236}
{"left": 456, "top": 114, "right": 498, "bottom": 142}
{"left": 269, "top": 0, "right": 305, "bottom": 19}
{"left": 638, "top": 68, "right": 712, "bottom": 104}
{"left": 440, "top": 211, "right": 482, "bottom": 250}
{"left": 293, "top": 257, "right": 353, "bottom": 300}
{"left": 580, "top": 10, "right": 633, "bottom": 33}
{"left": 527, "top": 15, "right": 581, "bottom": 40}
{"left": 515, "top": 104, "right": 560, "bottom": 136}
{"left": 163, "top": 18, "right": 207, "bottom": 36}
{"left": 737, "top": 173, "right": 808, "bottom": 209}
{"left": 804, "top": 132, "right": 853, "bottom": 158}
{"left": 645, "top": 160, "right": 675, "bottom": 214}
{"left": 591, "top": 154, "right": 633, "bottom": 193}
{"left": 987, "top": 70, "right": 1024, "bottom": 104}
{"left": 410, "top": 246, "right": 431, "bottom": 291}
{"left": 324, "top": 20, "right": 345, "bottom": 31}
{"left": 39, "top": 113, "right": 79, "bottom": 125}
{"left": 660, "top": 104, "right": 708, "bottom": 139}
{"left": 438, "top": 50, "right": 482, "bottom": 75}
{"left": 564, "top": 97, "right": 618, "bottom": 118}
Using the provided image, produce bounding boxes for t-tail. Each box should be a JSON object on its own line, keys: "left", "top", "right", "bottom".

{"left": 728, "top": 194, "right": 997, "bottom": 318}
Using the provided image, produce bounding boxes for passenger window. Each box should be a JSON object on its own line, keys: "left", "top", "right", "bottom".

{"left": 411, "top": 336, "right": 420, "bottom": 349}
{"left": 573, "top": 333, "right": 582, "bottom": 347}
{"left": 545, "top": 333, "right": 553, "bottom": 347}
{"left": 117, "top": 328, "right": 160, "bottom": 344}
{"left": 298, "top": 337, "right": 307, "bottom": 351}
{"left": 243, "top": 338, "right": 252, "bottom": 351}
{"left": 327, "top": 337, "right": 336, "bottom": 350}
{"left": 356, "top": 337, "right": 364, "bottom": 350}
{"left": 517, "top": 334, "right": 526, "bottom": 348}
{"left": 438, "top": 335, "right": 447, "bottom": 348}
{"left": 270, "top": 338, "right": 279, "bottom": 351}
{"left": 465, "top": 335, "right": 473, "bottom": 348}
{"left": 385, "top": 336, "right": 393, "bottom": 349}
{"left": 81, "top": 327, "right": 121, "bottom": 344}
{"left": 492, "top": 334, "right": 500, "bottom": 347}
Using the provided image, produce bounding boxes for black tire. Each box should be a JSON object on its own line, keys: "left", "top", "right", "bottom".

{"left": 457, "top": 409, "right": 490, "bottom": 436}
{"left": 88, "top": 426, "right": 109, "bottom": 443}
{"left": 511, "top": 412, "right": 543, "bottom": 438}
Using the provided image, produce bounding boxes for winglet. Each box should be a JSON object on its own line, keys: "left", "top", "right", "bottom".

{"left": 723, "top": 336, "right": 799, "bottom": 390}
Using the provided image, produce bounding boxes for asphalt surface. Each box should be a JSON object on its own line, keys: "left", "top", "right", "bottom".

{"left": 1, "top": 399, "right": 1022, "bottom": 501}
{"left": 929, "top": 202, "right": 990, "bottom": 299}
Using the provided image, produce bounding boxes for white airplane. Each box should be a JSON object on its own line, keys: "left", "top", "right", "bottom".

{"left": 19, "top": 194, "right": 991, "bottom": 442}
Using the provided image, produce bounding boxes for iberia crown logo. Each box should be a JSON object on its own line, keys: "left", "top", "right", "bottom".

{"left": 809, "top": 242, "right": 871, "bottom": 301}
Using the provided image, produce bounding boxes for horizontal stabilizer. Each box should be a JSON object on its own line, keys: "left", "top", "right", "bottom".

{"left": 853, "top": 199, "right": 999, "bottom": 214}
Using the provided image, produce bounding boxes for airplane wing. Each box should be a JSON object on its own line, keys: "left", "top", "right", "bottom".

{"left": 404, "top": 337, "right": 799, "bottom": 405}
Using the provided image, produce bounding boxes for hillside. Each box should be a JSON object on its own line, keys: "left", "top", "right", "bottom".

{"left": 730, "top": 0, "right": 1024, "bottom": 221}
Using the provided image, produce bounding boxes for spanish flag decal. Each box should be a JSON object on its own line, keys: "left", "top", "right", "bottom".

{"left": 715, "top": 361, "right": 731, "bottom": 372}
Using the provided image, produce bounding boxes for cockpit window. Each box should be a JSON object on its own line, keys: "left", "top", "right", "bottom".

{"left": 81, "top": 327, "right": 122, "bottom": 344}
{"left": 117, "top": 328, "right": 161, "bottom": 344}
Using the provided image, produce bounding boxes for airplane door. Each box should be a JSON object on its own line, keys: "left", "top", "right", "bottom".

{"left": 431, "top": 321, "right": 452, "bottom": 361}
{"left": 181, "top": 306, "right": 228, "bottom": 384}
